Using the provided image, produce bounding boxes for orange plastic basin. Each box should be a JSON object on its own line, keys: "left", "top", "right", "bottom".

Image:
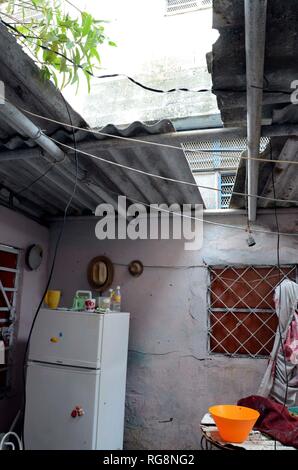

{"left": 208, "top": 405, "right": 260, "bottom": 443}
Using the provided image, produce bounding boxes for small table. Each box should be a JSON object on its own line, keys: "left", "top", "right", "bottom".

{"left": 200, "top": 413, "right": 296, "bottom": 451}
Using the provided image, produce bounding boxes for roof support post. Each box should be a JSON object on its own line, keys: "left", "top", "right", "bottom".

{"left": 245, "top": 0, "right": 267, "bottom": 222}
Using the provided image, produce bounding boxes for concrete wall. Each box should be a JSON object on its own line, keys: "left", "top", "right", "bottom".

{"left": 49, "top": 210, "right": 298, "bottom": 449}
{"left": 64, "top": 0, "right": 218, "bottom": 127}
{"left": 195, "top": 172, "right": 219, "bottom": 209}
{"left": 0, "top": 207, "right": 49, "bottom": 432}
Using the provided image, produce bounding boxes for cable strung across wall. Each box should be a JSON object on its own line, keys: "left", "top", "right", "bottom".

{"left": 18, "top": 106, "right": 242, "bottom": 154}
{"left": 1, "top": 98, "right": 298, "bottom": 214}
{"left": 1, "top": 100, "right": 296, "bottom": 207}
{"left": 50, "top": 136, "right": 298, "bottom": 207}
{"left": 18, "top": 107, "right": 298, "bottom": 167}
{"left": 87, "top": 179, "right": 298, "bottom": 239}
{"left": 20, "top": 94, "right": 80, "bottom": 449}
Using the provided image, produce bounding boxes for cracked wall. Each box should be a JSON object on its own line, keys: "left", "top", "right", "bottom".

{"left": 49, "top": 209, "right": 298, "bottom": 449}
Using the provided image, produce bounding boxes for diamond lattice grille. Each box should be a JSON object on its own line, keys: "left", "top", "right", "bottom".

{"left": 208, "top": 265, "right": 297, "bottom": 357}
{"left": 166, "top": 0, "right": 212, "bottom": 15}
{"left": 220, "top": 173, "right": 236, "bottom": 208}
{"left": 183, "top": 137, "right": 269, "bottom": 172}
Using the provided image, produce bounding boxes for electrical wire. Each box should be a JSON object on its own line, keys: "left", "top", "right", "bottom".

{"left": 8, "top": 103, "right": 298, "bottom": 207}
{"left": 12, "top": 125, "right": 298, "bottom": 207}
{"left": 16, "top": 150, "right": 66, "bottom": 196}
{"left": 17, "top": 162, "right": 55, "bottom": 196}
{"left": 52, "top": 137, "right": 298, "bottom": 214}
{"left": 0, "top": 95, "right": 297, "bottom": 206}
{"left": 2, "top": 101, "right": 296, "bottom": 211}
{"left": 2, "top": 1, "right": 295, "bottom": 443}
{"left": 0, "top": 16, "right": 209, "bottom": 94}
{"left": 17, "top": 106, "right": 298, "bottom": 167}
{"left": 20, "top": 94, "right": 79, "bottom": 449}
{"left": 64, "top": 0, "right": 82, "bottom": 14}
{"left": 0, "top": 431, "right": 23, "bottom": 450}
{"left": 112, "top": 265, "right": 293, "bottom": 285}
{"left": 0, "top": 96, "right": 297, "bottom": 235}
{"left": 270, "top": 141, "right": 286, "bottom": 450}
{"left": 270, "top": 141, "right": 289, "bottom": 410}
{"left": 87, "top": 178, "right": 298, "bottom": 238}
{"left": 0, "top": 16, "right": 294, "bottom": 96}
{"left": 18, "top": 106, "right": 242, "bottom": 154}
{"left": 113, "top": 262, "right": 206, "bottom": 270}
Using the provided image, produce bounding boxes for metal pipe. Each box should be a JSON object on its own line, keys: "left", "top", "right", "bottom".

{"left": 0, "top": 101, "right": 110, "bottom": 212}
{"left": 245, "top": 0, "right": 268, "bottom": 222}
{"left": 0, "top": 101, "right": 65, "bottom": 162}
{"left": 2, "top": 122, "right": 298, "bottom": 165}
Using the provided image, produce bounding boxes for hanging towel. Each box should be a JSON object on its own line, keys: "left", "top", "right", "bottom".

{"left": 284, "top": 310, "right": 298, "bottom": 365}
{"left": 258, "top": 279, "right": 298, "bottom": 406}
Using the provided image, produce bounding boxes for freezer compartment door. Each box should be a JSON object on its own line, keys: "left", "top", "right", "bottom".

{"left": 28, "top": 309, "right": 104, "bottom": 368}
{"left": 24, "top": 362, "right": 100, "bottom": 450}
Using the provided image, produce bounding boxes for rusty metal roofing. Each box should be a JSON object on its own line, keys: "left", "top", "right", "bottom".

{"left": 0, "top": 23, "right": 203, "bottom": 221}
{"left": 208, "top": 0, "right": 298, "bottom": 209}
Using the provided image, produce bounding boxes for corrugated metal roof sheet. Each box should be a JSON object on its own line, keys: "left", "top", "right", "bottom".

{"left": 0, "top": 23, "right": 203, "bottom": 221}
{"left": 208, "top": 0, "right": 298, "bottom": 209}
{"left": 209, "top": 0, "right": 298, "bottom": 128}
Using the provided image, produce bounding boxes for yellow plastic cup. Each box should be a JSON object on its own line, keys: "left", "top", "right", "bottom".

{"left": 208, "top": 405, "right": 260, "bottom": 443}
{"left": 44, "top": 290, "right": 61, "bottom": 309}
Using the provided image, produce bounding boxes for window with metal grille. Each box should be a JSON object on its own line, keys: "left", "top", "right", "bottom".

{"left": 219, "top": 173, "right": 236, "bottom": 209}
{"left": 166, "top": 0, "right": 212, "bottom": 15}
{"left": 182, "top": 137, "right": 269, "bottom": 173}
{"left": 208, "top": 265, "right": 297, "bottom": 358}
{"left": 0, "top": 244, "right": 19, "bottom": 398}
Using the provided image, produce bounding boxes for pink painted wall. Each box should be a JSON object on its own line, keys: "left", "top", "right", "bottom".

{"left": 0, "top": 206, "right": 49, "bottom": 432}
{"left": 49, "top": 210, "right": 298, "bottom": 449}
{"left": 3, "top": 204, "right": 296, "bottom": 446}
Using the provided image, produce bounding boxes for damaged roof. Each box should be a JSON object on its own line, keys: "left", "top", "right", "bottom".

{"left": 208, "top": 0, "right": 298, "bottom": 210}
{"left": 0, "top": 23, "right": 203, "bottom": 222}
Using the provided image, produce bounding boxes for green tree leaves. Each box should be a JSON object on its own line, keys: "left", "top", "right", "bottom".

{"left": 2, "top": 0, "right": 116, "bottom": 92}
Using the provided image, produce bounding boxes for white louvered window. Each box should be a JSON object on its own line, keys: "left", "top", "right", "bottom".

{"left": 219, "top": 173, "right": 236, "bottom": 209}
{"left": 166, "top": 0, "right": 212, "bottom": 16}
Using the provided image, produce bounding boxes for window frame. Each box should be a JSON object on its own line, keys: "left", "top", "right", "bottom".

{"left": 218, "top": 172, "right": 236, "bottom": 209}
{"left": 207, "top": 264, "right": 298, "bottom": 359}
{"left": 0, "top": 244, "right": 20, "bottom": 397}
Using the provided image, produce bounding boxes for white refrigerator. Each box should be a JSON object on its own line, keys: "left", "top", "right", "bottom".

{"left": 24, "top": 308, "right": 130, "bottom": 450}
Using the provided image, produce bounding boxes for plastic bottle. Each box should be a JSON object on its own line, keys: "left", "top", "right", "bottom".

{"left": 113, "top": 286, "right": 121, "bottom": 312}
{"left": 108, "top": 288, "right": 114, "bottom": 311}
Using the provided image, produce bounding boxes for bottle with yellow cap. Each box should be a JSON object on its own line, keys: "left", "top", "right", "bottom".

{"left": 113, "top": 286, "right": 121, "bottom": 312}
